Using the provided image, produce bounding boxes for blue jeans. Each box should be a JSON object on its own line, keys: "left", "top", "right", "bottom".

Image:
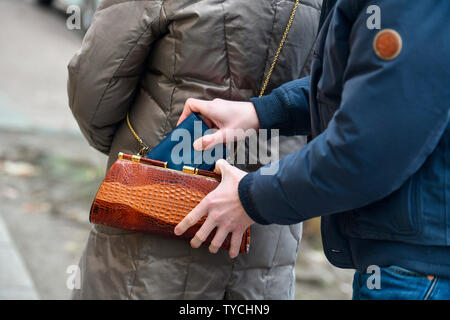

{"left": 352, "top": 265, "right": 450, "bottom": 300}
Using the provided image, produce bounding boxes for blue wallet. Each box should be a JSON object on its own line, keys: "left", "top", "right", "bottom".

{"left": 146, "top": 113, "right": 227, "bottom": 171}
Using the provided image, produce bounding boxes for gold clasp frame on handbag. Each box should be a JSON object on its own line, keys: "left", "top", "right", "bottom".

{"left": 118, "top": 152, "right": 221, "bottom": 180}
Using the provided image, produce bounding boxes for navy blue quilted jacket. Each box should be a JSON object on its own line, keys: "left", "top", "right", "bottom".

{"left": 239, "top": 0, "right": 450, "bottom": 276}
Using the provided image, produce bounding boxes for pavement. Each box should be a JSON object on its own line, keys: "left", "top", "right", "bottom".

{"left": 0, "top": 0, "right": 82, "bottom": 134}
{"left": 0, "top": 0, "right": 104, "bottom": 299}
{"left": 0, "top": 214, "right": 38, "bottom": 299}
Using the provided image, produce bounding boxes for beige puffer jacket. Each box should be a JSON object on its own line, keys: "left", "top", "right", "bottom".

{"left": 68, "top": 0, "right": 321, "bottom": 300}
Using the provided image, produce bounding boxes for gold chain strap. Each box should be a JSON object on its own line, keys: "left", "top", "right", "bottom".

{"left": 234, "top": 0, "right": 300, "bottom": 158}
{"left": 126, "top": 113, "right": 149, "bottom": 156}
{"left": 127, "top": 0, "right": 300, "bottom": 155}
{"left": 258, "top": 0, "right": 300, "bottom": 98}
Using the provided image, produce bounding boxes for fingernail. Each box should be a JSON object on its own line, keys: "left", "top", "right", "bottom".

{"left": 209, "top": 247, "right": 218, "bottom": 254}
{"left": 191, "top": 240, "right": 200, "bottom": 249}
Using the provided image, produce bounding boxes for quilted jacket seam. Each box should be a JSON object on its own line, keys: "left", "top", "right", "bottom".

{"left": 89, "top": 1, "right": 163, "bottom": 132}
{"left": 160, "top": 18, "right": 177, "bottom": 140}
{"left": 127, "top": 248, "right": 141, "bottom": 300}
{"left": 258, "top": 1, "right": 277, "bottom": 94}
{"left": 181, "top": 247, "right": 194, "bottom": 299}
{"left": 159, "top": 0, "right": 168, "bottom": 35}
{"left": 221, "top": 1, "right": 232, "bottom": 100}
{"left": 299, "top": 38, "right": 317, "bottom": 77}
{"left": 262, "top": 227, "right": 283, "bottom": 299}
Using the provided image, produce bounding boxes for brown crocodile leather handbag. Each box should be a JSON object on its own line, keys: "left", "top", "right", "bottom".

{"left": 90, "top": 152, "right": 251, "bottom": 253}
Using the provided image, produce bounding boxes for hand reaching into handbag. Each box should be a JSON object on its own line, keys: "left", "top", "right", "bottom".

{"left": 90, "top": 104, "right": 253, "bottom": 254}
{"left": 177, "top": 98, "right": 260, "bottom": 151}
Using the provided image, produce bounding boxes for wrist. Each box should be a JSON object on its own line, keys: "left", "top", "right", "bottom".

{"left": 247, "top": 102, "right": 260, "bottom": 130}
{"left": 238, "top": 173, "right": 271, "bottom": 225}
{"left": 249, "top": 93, "right": 286, "bottom": 131}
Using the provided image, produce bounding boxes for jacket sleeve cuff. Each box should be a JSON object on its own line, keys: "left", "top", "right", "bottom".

{"left": 238, "top": 173, "right": 272, "bottom": 225}
{"left": 250, "top": 93, "right": 289, "bottom": 131}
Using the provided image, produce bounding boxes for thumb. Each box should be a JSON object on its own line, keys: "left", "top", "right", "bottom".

{"left": 214, "top": 159, "right": 231, "bottom": 176}
{"left": 177, "top": 98, "right": 211, "bottom": 126}
{"left": 193, "top": 130, "right": 225, "bottom": 151}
